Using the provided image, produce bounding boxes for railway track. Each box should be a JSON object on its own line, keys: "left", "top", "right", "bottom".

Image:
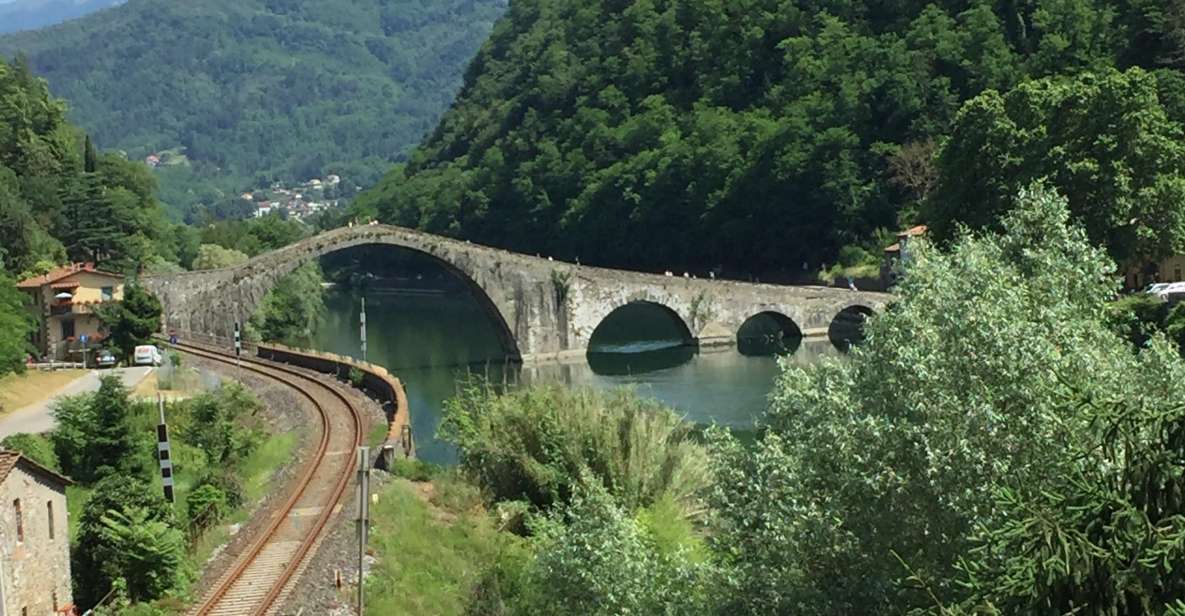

{"left": 173, "top": 341, "right": 364, "bottom": 616}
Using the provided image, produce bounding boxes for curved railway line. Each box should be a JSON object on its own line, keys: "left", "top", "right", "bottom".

{"left": 174, "top": 341, "right": 364, "bottom": 616}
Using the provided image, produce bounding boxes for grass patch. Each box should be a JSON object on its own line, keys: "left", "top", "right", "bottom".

{"left": 365, "top": 478, "right": 527, "bottom": 615}
{"left": 367, "top": 421, "right": 388, "bottom": 447}
{"left": 239, "top": 431, "right": 299, "bottom": 505}
{"left": 0, "top": 369, "right": 85, "bottom": 414}
{"left": 389, "top": 458, "right": 442, "bottom": 482}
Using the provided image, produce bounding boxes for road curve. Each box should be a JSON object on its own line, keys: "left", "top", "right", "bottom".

{"left": 176, "top": 341, "right": 363, "bottom": 616}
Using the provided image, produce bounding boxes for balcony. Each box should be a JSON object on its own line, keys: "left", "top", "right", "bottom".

{"left": 48, "top": 301, "right": 99, "bottom": 316}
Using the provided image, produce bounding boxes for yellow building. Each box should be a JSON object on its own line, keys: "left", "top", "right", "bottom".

{"left": 17, "top": 263, "right": 125, "bottom": 361}
{"left": 1125, "top": 255, "right": 1185, "bottom": 290}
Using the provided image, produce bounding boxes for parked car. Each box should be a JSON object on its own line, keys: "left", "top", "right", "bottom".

{"left": 133, "top": 345, "right": 163, "bottom": 367}
{"left": 94, "top": 349, "right": 117, "bottom": 368}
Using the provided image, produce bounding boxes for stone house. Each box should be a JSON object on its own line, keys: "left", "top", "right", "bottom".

{"left": 0, "top": 451, "right": 73, "bottom": 615}
{"left": 17, "top": 263, "right": 125, "bottom": 362}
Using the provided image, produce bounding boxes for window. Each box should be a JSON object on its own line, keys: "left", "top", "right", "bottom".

{"left": 60, "top": 319, "right": 75, "bottom": 340}
{"left": 13, "top": 498, "right": 22, "bottom": 543}
{"left": 47, "top": 501, "right": 55, "bottom": 540}
{"left": 101, "top": 286, "right": 114, "bottom": 301}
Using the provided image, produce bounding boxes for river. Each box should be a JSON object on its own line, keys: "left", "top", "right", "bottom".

{"left": 311, "top": 251, "right": 849, "bottom": 464}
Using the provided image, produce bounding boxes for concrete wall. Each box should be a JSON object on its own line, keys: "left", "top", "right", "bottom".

{"left": 0, "top": 464, "right": 71, "bottom": 615}
{"left": 143, "top": 224, "right": 891, "bottom": 361}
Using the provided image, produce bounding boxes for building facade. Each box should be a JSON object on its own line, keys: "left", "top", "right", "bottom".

{"left": 1125, "top": 254, "right": 1185, "bottom": 290}
{"left": 0, "top": 451, "right": 73, "bottom": 615}
{"left": 17, "top": 264, "right": 125, "bottom": 361}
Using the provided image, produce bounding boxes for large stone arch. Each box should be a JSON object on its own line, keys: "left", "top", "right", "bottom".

{"left": 144, "top": 226, "right": 530, "bottom": 360}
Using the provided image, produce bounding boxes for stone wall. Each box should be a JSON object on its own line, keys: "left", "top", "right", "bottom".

{"left": 0, "top": 462, "right": 71, "bottom": 615}
{"left": 255, "top": 342, "right": 413, "bottom": 467}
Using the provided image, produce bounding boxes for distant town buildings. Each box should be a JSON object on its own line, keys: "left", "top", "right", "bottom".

{"left": 0, "top": 450, "right": 73, "bottom": 615}
{"left": 243, "top": 176, "right": 344, "bottom": 220}
{"left": 17, "top": 263, "right": 125, "bottom": 362}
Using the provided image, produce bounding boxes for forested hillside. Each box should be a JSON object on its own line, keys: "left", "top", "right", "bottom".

{"left": 0, "top": 0, "right": 506, "bottom": 219}
{"left": 356, "top": 0, "right": 1185, "bottom": 277}
{"left": 0, "top": 56, "right": 186, "bottom": 277}
{"left": 0, "top": 0, "right": 124, "bottom": 34}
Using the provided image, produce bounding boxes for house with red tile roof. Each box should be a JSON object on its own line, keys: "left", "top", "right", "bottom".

{"left": 0, "top": 450, "right": 73, "bottom": 615}
{"left": 17, "top": 263, "right": 125, "bottom": 361}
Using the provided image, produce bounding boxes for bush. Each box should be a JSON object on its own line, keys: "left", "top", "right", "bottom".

{"left": 186, "top": 483, "right": 228, "bottom": 540}
{"left": 73, "top": 474, "right": 178, "bottom": 608}
{"left": 389, "top": 458, "right": 441, "bottom": 482}
{"left": 1, "top": 433, "right": 59, "bottom": 471}
{"left": 511, "top": 482, "right": 715, "bottom": 615}
{"left": 349, "top": 366, "right": 364, "bottom": 387}
{"left": 440, "top": 382, "right": 711, "bottom": 518}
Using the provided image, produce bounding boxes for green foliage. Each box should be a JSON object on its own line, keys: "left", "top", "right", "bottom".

{"left": 97, "top": 284, "right": 162, "bottom": 361}
{"left": 708, "top": 185, "right": 1149, "bottom": 613}
{"left": 510, "top": 483, "right": 715, "bottom": 615}
{"left": 0, "top": 432, "right": 59, "bottom": 471}
{"left": 0, "top": 270, "right": 32, "bottom": 374}
{"left": 440, "top": 381, "right": 711, "bottom": 519}
{"left": 389, "top": 458, "right": 443, "bottom": 482}
{"left": 928, "top": 68, "right": 1185, "bottom": 264}
{"left": 0, "top": 0, "right": 506, "bottom": 220}
{"left": 359, "top": 0, "right": 1179, "bottom": 275}
{"left": 0, "top": 57, "right": 178, "bottom": 272}
{"left": 348, "top": 366, "right": 364, "bottom": 387}
{"left": 198, "top": 214, "right": 309, "bottom": 257}
{"left": 98, "top": 507, "right": 186, "bottom": 602}
{"left": 184, "top": 383, "right": 262, "bottom": 466}
{"left": 185, "top": 483, "right": 228, "bottom": 541}
{"left": 50, "top": 393, "right": 94, "bottom": 477}
{"left": 249, "top": 262, "right": 326, "bottom": 346}
{"left": 190, "top": 244, "right": 248, "bottom": 270}
{"left": 73, "top": 473, "right": 177, "bottom": 608}
{"left": 1108, "top": 293, "right": 1173, "bottom": 348}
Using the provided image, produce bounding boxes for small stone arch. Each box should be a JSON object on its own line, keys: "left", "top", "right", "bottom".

{"left": 586, "top": 300, "right": 696, "bottom": 353}
{"left": 828, "top": 304, "right": 876, "bottom": 349}
{"left": 737, "top": 311, "right": 803, "bottom": 356}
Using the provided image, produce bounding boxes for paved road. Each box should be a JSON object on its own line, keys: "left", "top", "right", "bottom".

{"left": 0, "top": 367, "right": 153, "bottom": 439}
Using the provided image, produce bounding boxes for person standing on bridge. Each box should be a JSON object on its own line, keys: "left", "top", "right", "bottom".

{"left": 848, "top": 276, "right": 858, "bottom": 292}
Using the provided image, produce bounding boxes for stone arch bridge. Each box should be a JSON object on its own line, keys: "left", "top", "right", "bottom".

{"left": 142, "top": 225, "right": 890, "bottom": 362}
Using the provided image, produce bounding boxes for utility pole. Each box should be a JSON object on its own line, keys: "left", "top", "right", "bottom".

{"left": 360, "top": 296, "right": 367, "bottom": 363}
{"left": 356, "top": 446, "right": 371, "bottom": 614}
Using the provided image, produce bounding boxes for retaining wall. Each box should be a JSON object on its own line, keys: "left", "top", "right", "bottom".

{"left": 254, "top": 342, "right": 414, "bottom": 466}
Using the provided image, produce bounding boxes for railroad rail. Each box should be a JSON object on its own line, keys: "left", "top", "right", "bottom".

{"left": 173, "top": 340, "right": 363, "bottom": 616}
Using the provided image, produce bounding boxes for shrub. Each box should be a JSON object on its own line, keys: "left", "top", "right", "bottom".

{"left": 1, "top": 433, "right": 59, "bottom": 471}
{"left": 349, "top": 366, "right": 364, "bottom": 387}
{"left": 186, "top": 483, "right": 228, "bottom": 540}
{"left": 389, "top": 458, "right": 441, "bottom": 482}
{"left": 440, "top": 382, "right": 711, "bottom": 519}
{"left": 512, "top": 482, "right": 715, "bottom": 615}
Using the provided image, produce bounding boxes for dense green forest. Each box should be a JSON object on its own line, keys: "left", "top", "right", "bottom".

{"left": 0, "top": 0, "right": 507, "bottom": 220}
{"left": 0, "top": 56, "right": 184, "bottom": 277}
{"left": 356, "top": 0, "right": 1185, "bottom": 276}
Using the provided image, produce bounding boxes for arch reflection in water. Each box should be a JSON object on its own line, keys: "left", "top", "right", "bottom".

{"left": 828, "top": 305, "right": 875, "bottom": 352}
{"left": 737, "top": 311, "right": 803, "bottom": 356}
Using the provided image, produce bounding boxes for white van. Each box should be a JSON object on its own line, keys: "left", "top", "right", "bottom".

{"left": 133, "top": 345, "right": 163, "bottom": 366}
